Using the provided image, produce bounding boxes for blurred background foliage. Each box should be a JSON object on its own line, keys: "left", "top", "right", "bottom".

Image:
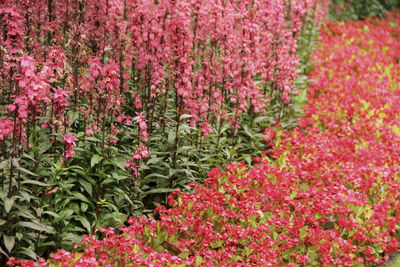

{"left": 328, "top": 0, "right": 400, "bottom": 21}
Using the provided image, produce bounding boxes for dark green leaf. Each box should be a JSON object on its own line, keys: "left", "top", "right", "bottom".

{"left": 17, "top": 166, "right": 38, "bottom": 177}
{"left": 143, "top": 188, "right": 175, "bottom": 195}
{"left": 15, "top": 205, "right": 36, "bottom": 220}
{"left": 108, "top": 158, "right": 126, "bottom": 170}
{"left": 38, "top": 142, "right": 52, "bottom": 156}
{"left": 0, "top": 245, "right": 8, "bottom": 257}
{"left": 91, "top": 155, "right": 103, "bottom": 168}
{"left": 78, "top": 179, "right": 92, "bottom": 197}
{"left": 79, "top": 216, "right": 91, "bottom": 233}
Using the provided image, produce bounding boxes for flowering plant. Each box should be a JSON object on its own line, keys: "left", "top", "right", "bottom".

{"left": 6, "top": 9, "right": 400, "bottom": 266}
{"left": 0, "top": 0, "right": 329, "bottom": 263}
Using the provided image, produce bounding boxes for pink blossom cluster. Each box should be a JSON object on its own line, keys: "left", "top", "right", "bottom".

{"left": 0, "top": 0, "right": 328, "bottom": 172}
{"left": 125, "top": 0, "right": 328, "bottom": 133}
{"left": 125, "top": 145, "right": 149, "bottom": 179}
{"left": 134, "top": 112, "right": 148, "bottom": 142}
{"left": 61, "top": 132, "right": 78, "bottom": 160}
{"left": 0, "top": 118, "right": 14, "bottom": 141}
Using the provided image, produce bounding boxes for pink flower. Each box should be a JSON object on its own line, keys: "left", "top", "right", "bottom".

{"left": 134, "top": 112, "right": 148, "bottom": 142}
{"left": 44, "top": 188, "right": 58, "bottom": 196}
{"left": 200, "top": 121, "right": 213, "bottom": 138}
{"left": 41, "top": 119, "right": 50, "bottom": 129}
{"left": 62, "top": 133, "right": 78, "bottom": 146}
{"left": 61, "top": 133, "right": 78, "bottom": 160}
{"left": 298, "top": 255, "right": 311, "bottom": 265}
{"left": 125, "top": 160, "right": 139, "bottom": 178}
{"left": 86, "top": 128, "right": 94, "bottom": 136}
{"left": 0, "top": 118, "right": 14, "bottom": 140}
{"left": 53, "top": 87, "right": 69, "bottom": 112}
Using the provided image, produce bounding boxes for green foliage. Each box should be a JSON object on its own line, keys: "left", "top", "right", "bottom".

{"left": 328, "top": 0, "right": 400, "bottom": 21}
{"left": 0, "top": 115, "right": 136, "bottom": 261}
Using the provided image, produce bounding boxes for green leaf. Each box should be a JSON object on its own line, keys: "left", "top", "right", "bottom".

{"left": 169, "top": 168, "right": 178, "bottom": 177}
{"left": 63, "top": 233, "right": 83, "bottom": 243}
{"left": 3, "top": 235, "right": 15, "bottom": 252}
{"left": 59, "top": 209, "right": 74, "bottom": 219}
{"left": 21, "top": 180, "right": 49, "bottom": 186}
{"left": 146, "top": 157, "right": 162, "bottom": 165}
{"left": 108, "top": 158, "right": 127, "bottom": 170}
{"left": 392, "top": 125, "right": 400, "bottom": 137}
{"left": 179, "top": 114, "right": 193, "bottom": 120}
{"left": 210, "top": 240, "right": 223, "bottom": 249}
{"left": 0, "top": 219, "right": 6, "bottom": 226}
{"left": 38, "top": 142, "right": 52, "bottom": 156}
{"left": 91, "top": 155, "right": 104, "bottom": 168}
{"left": 22, "top": 153, "right": 37, "bottom": 163}
{"left": 143, "top": 188, "right": 175, "bottom": 195}
{"left": 15, "top": 205, "right": 36, "bottom": 220}
{"left": 168, "top": 130, "right": 176, "bottom": 145}
{"left": 242, "top": 125, "right": 254, "bottom": 139}
{"left": 0, "top": 246, "right": 7, "bottom": 257}
{"left": 76, "top": 132, "right": 85, "bottom": 138}
{"left": 17, "top": 166, "right": 38, "bottom": 177}
{"left": 86, "top": 136, "right": 100, "bottom": 142}
{"left": 178, "top": 250, "right": 190, "bottom": 259}
{"left": 299, "top": 227, "right": 308, "bottom": 241}
{"left": 196, "top": 256, "right": 203, "bottom": 265}
{"left": 282, "top": 248, "right": 293, "bottom": 260}
{"left": 113, "top": 188, "right": 134, "bottom": 207}
{"left": 16, "top": 232, "right": 23, "bottom": 241}
{"left": 44, "top": 211, "right": 62, "bottom": 219}
{"left": 143, "top": 173, "right": 169, "bottom": 183}
{"left": 78, "top": 179, "right": 93, "bottom": 197}
{"left": 73, "top": 192, "right": 90, "bottom": 203}
{"left": 79, "top": 216, "right": 91, "bottom": 233}
{"left": 105, "top": 134, "right": 119, "bottom": 141}
{"left": 0, "top": 159, "right": 10, "bottom": 170}
{"left": 19, "top": 247, "right": 38, "bottom": 260}
{"left": 5, "top": 198, "right": 14, "bottom": 213}
{"left": 81, "top": 202, "right": 88, "bottom": 212}
{"left": 20, "top": 191, "right": 32, "bottom": 202}
{"left": 19, "top": 221, "right": 53, "bottom": 233}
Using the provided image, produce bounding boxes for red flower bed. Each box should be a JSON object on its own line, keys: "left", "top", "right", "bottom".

{"left": 8, "top": 9, "right": 400, "bottom": 267}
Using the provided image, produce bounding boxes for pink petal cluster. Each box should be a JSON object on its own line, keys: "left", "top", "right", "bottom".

{"left": 0, "top": 118, "right": 14, "bottom": 141}
{"left": 125, "top": 144, "right": 149, "bottom": 178}
{"left": 61, "top": 132, "right": 78, "bottom": 159}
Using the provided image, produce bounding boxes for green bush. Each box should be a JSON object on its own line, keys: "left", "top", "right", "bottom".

{"left": 329, "top": 0, "right": 400, "bottom": 21}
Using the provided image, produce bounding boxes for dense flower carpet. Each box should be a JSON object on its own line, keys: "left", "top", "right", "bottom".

{"left": 8, "top": 10, "right": 400, "bottom": 267}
